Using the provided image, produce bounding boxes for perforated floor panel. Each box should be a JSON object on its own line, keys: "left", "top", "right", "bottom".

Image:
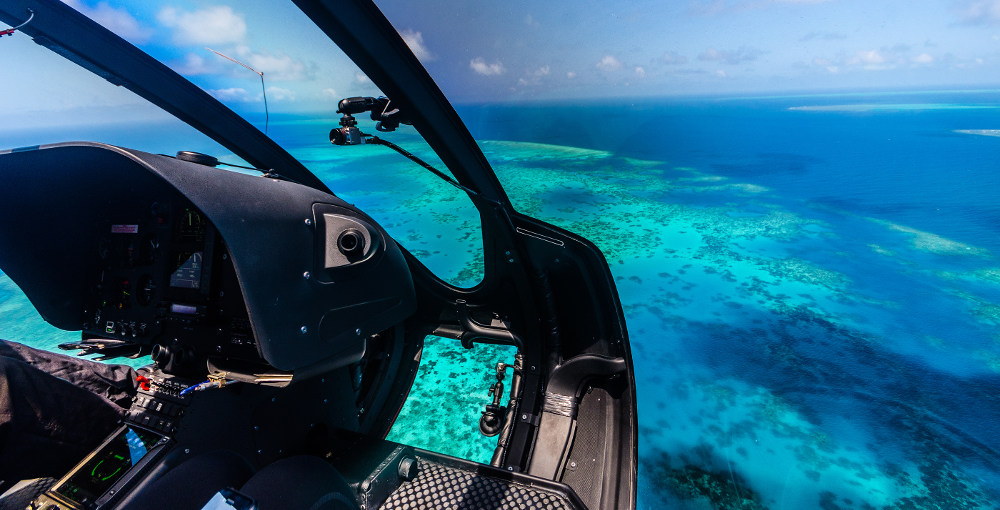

{"left": 379, "top": 459, "right": 574, "bottom": 510}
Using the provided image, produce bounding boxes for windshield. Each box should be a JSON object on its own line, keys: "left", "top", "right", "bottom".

{"left": 0, "top": 0, "right": 485, "bottom": 288}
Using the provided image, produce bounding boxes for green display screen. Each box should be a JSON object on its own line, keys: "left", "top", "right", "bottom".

{"left": 55, "top": 426, "right": 163, "bottom": 506}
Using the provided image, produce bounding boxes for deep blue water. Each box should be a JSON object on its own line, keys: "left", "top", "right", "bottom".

{"left": 3, "top": 90, "right": 1000, "bottom": 508}
{"left": 458, "top": 92, "right": 1000, "bottom": 255}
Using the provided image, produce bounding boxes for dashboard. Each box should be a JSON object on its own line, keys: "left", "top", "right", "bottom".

{"left": 0, "top": 142, "right": 416, "bottom": 377}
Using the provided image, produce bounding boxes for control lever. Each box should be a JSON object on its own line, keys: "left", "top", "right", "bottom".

{"left": 479, "top": 362, "right": 511, "bottom": 437}
{"left": 59, "top": 338, "right": 146, "bottom": 360}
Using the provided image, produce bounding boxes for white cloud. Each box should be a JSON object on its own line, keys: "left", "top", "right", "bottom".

{"left": 400, "top": 29, "right": 434, "bottom": 62}
{"left": 634, "top": 66, "right": 647, "bottom": 78}
{"left": 516, "top": 65, "right": 552, "bottom": 87}
{"left": 957, "top": 0, "right": 1000, "bottom": 25}
{"left": 845, "top": 49, "right": 900, "bottom": 70}
{"left": 208, "top": 87, "right": 253, "bottom": 102}
{"left": 812, "top": 57, "right": 840, "bottom": 74}
{"left": 355, "top": 72, "right": 371, "bottom": 84}
{"left": 173, "top": 53, "right": 218, "bottom": 75}
{"left": 596, "top": 55, "right": 622, "bottom": 71}
{"left": 235, "top": 46, "right": 313, "bottom": 81}
{"left": 812, "top": 46, "right": 938, "bottom": 73}
{"left": 62, "top": 0, "right": 151, "bottom": 43}
{"left": 265, "top": 86, "right": 295, "bottom": 101}
{"left": 158, "top": 6, "right": 247, "bottom": 46}
{"left": 850, "top": 49, "right": 886, "bottom": 66}
{"left": 715, "top": 69, "right": 727, "bottom": 77}
{"left": 322, "top": 88, "right": 339, "bottom": 99}
{"left": 566, "top": 71, "right": 577, "bottom": 79}
{"left": 470, "top": 57, "right": 505, "bottom": 76}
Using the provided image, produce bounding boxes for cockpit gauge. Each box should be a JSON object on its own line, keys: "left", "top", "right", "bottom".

{"left": 170, "top": 252, "right": 203, "bottom": 289}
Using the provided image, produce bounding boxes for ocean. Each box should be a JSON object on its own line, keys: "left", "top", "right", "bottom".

{"left": 2, "top": 90, "right": 1000, "bottom": 508}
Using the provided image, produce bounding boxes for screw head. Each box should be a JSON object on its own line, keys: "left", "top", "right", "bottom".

{"left": 301, "top": 326, "right": 308, "bottom": 334}
{"left": 304, "top": 218, "right": 313, "bottom": 226}
{"left": 303, "top": 271, "right": 311, "bottom": 280}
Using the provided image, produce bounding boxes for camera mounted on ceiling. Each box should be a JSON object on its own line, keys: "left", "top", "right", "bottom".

{"left": 329, "top": 96, "right": 412, "bottom": 146}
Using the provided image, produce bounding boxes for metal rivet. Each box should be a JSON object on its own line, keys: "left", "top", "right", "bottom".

{"left": 570, "top": 461, "right": 577, "bottom": 468}
{"left": 522, "top": 414, "right": 527, "bottom": 420}
{"left": 531, "top": 365, "right": 536, "bottom": 371}
{"left": 257, "top": 449, "right": 263, "bottom": 454}
{"left": 505, "top": 251, "right": 511, "bottom": 256}
{"left": 254, "top": 425, "right": 259, "bottom": 431}
{"left": 304, "top": 218, "right": 312, "bottom": 226}
{"left": 507, "top": 467, "right": 514, "bottom": 471}
{"left": 508, "top": 258, "right": 515, "bottom": 263}
{"left": 301, "top": 326, "right": 308, "bottom": 334}
{"left": 355, "top": 328, "right": 362, "bottom": 336}
{"left": 184, "top": 448, "right": 190, "bottom": 454}
{"left": 303, "top": 271, "right": 311, "bottom": 280}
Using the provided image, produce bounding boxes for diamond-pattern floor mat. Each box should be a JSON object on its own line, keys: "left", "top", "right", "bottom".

{"left": 379, "top": 459, "right": 573, "bottom": 510}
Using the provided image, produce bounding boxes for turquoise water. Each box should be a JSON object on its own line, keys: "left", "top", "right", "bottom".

{"left": 3, "top": 91, "right": 1000, "bottom": 508}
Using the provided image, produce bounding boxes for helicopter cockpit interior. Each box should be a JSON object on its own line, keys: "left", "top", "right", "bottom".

{"left": 0, "top": 1, "right": 636, "bottom": 509}
{"left": 0, "top": 141, "right": 426, "bottom": 509}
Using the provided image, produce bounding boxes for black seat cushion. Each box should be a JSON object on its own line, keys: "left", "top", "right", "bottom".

{"left": 118, "top": 450, "right": 255, "bottom": 510}
{"left": 240, "top": 455, "right": 357, "bottom": 510}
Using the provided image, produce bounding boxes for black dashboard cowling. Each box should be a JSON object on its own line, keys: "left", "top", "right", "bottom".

{"left": 0, "top": 142, "right": 416, "bottom": 373}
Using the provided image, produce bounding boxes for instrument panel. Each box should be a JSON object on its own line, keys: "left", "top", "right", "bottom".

{"left": 81, "top": 197, "right": 260, "bottom": 365}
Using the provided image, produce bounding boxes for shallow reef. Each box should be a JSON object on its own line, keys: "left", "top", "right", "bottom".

{"left": 644, "top": 450, "right": 768, "bottom": 510}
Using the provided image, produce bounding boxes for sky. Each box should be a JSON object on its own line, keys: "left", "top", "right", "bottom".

{"left": 380, "top": 0, "right": 1000, "bottom": 101}
{"left": 1, "top": 0, "right": 999, "bottom": 125}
